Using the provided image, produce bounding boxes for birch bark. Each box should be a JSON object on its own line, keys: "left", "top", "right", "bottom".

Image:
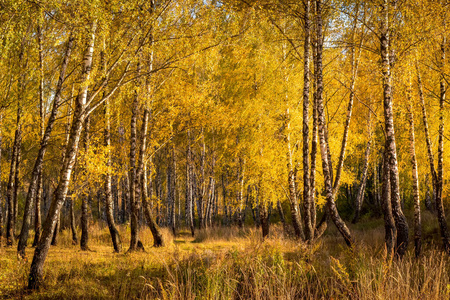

{"left": 380, "top": 0, "right": 409, "bottom": 257}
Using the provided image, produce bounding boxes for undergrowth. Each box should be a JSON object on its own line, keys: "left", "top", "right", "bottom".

{"left": 1, "top": 219, "right": 450, "bottom": 299}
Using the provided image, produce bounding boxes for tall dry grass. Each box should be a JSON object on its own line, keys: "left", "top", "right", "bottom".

{"left": 1, "top": 220, "right": 449, "bottom": 299}
{"left": 143, "top": 227, "right": 450, "bottom": 299}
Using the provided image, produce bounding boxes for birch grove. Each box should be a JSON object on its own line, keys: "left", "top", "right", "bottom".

{"left": 0, "top": 0, "right": 449, "bottom": 291}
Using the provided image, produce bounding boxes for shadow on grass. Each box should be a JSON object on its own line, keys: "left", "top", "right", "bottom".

{"left": 27, "top": 260, "right": 167, "bottom": 299}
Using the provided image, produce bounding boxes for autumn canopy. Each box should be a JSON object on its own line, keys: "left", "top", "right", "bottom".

{"left": 0, "top": 0, "right": 449, "bottom": 295}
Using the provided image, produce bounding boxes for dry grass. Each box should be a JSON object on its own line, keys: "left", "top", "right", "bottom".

{"left": 1, "top": 219, "right": 450, "bottom": 299}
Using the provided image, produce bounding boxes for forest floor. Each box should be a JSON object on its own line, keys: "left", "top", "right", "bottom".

{"left": 1, "top": 210, "right": 450, "bottom": 299}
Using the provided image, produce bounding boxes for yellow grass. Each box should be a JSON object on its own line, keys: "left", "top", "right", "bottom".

{"left": 1, "top": 217, "right": 450, "bottom": 299}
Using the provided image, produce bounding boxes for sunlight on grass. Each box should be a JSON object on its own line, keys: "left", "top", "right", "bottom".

{"left": 1, "top": 222, "right": 450, "bottom": 299}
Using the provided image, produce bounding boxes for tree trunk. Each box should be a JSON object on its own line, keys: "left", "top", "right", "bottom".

{"left": 314, "top": 0, "right": 353, "bottom": 247}
{"left": 0, "top": 114, "right": 3, "bottom": 246}
{"left": 32, "top": 172, "right": 43, "bottom": 247}
{"left": 310, "top": 101, "right": 318, "bottom": 232}
{"left": 381, "top": 147, "right": 395, "bottom": 257}
{"left": 80, "top": 117, "right": 91, "bottom": 251}
{"left": 34, "top": 21, "right": 45, "bottom": 248}
{"left": 156, "top": 163, "right": 162, "bottom": 226}
{"left": 113, "top": 176, "right": 119, "bottom": 223}
{"left": 28, "top": 21, "right": 97, "bottom": 289}
{"left": 185, "top": 130, "right": 195, "bottom": 236}
{"left": 172, "top": 144, "right": 178, "bottom": 234}
{"left": 301, "top": 0, "right": 313, "bottom": 242}
{"left": 176, "top": 165, "right": 182, "bottom": 227}
{"left": 435, "top": 36, "right": 450, "bottom": 254}
{"left": 143, "top": 160, "right": 164, "bottom": 247}
{"left": 42, "top": 183, "right": 51, "bottom": 228}
{"left": 237, "top": 157, "right": 245, "bottom": 228}
{"left": 6, "top": 105, "right": 22, "bottom": 246}
{"left": 128, "top": 85, "right": 140, "bottom": 251}
{"left": 222, "top": 173, "right": 229, "bottom": 226}
{"left": 167, "top": 148, "right": 174, "bottom": 229}
{"left": 13, "top": 129, "right": 22, "bottom": 237}
{"left": 118, "top": 124, "right": 128, "bottom": 224}
{"left": 8, "top": 34, "right": 28, "bottom": 247}
{"left": 214, "top": 186, "right": 219, "bottom": 226}
{"left": 121, "top": 176, "right": 128, "bottom": 223}
{"left": 104, "top": 99, "right": 122, "bottom": 252}
{"left": 332, "top": 2, "right": 362, "bottom": 202}
{"left": 205, "top": 144, "right": 216, "bottom": 228}
{"left": 324, "top": 126, "right": 333, "bottom": 184}
{"left": 260, "top": 199, "right": 270, "bottom": 239}
{"left": 66, "top": 100, "right": 77, "bottom": 246}
{"left": 380, "top": 0, "right": 409, "bottom": 257}
{"left": 51, "top": 216, "right": 59, "bottom": 246}
{"left": 331, "top": 2, "right": 362, "bottom": 196}
{"left": 18, "top": 33, "right": 74, "bottom": 257}
{"left": 69, "top": 195, "right": 77, "bottom": 245}
{"left": 417, "top": 63, "right": 440, "bottom": 220}
{"left": 406, "top": 77, "right": 421, "bottom": 257}
{"left": 167, "top": 144, "right": 176, "bottom": 235}
{"left": 197, "top": 130, "right": 206, "bottom": 229}
{"left": 286, "top": 109, "right": 305, "bottom": 240}
{"left": 136, "top": 107, "right": 159, "bottom": 247}
{"left": 205, "top": 177, "right": 215, "bottom": 228}
{"left": 352, "top": 139, "right": 371, "bottom": 224}
{"left": 311, "top": 11, "right": 320, "bottom": 238}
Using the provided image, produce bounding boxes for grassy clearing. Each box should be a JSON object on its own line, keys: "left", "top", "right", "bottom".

{"left": 1, "top": 215, "right": 450, "bottom": 299}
